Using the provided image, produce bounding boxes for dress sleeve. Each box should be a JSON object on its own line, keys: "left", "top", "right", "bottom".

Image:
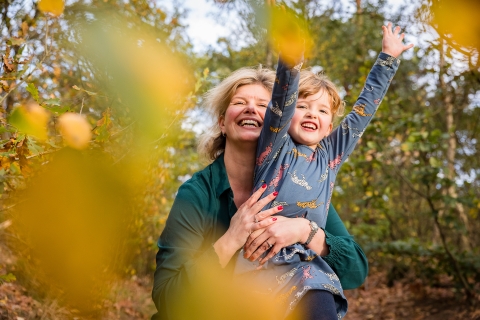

{"left": 322, "top": 204, "right": 369, "bottom": 290}
{"left": 255, "top": 55, "right": 303, "bottom": 170}
{"left": 323, "top": 52, "right": 400, "bottom": 169}
{"left": 151, "top": 183, "right": 225, "bottom": 319}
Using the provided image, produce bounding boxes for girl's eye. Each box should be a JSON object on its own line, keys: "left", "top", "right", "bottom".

{"left": 320, "top": 109, "right": 328, "bottom": 114}
{"left": 259, "top": 104, "right": 267, "bottom": 108}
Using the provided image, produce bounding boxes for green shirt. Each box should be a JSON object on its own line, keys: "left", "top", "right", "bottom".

{"left": 152, "top": 154, "right": 368, "bottom": 319}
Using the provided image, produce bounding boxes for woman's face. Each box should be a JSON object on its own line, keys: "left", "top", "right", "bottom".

{"left": 219, "top": 84, "right": 271, "bottom": 146}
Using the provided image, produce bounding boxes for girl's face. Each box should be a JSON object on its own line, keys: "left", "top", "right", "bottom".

{"left": 288, "top": 89, "right": 333, "bottom": 149}
{"left": 219, "top": 84, "right": 271, "bottom": 146}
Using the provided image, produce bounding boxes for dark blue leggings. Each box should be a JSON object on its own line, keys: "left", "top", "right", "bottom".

{"left": 285, "top": 290, "right": 338, "bottom": 320}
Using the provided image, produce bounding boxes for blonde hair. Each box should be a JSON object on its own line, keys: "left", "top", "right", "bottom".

{"left": 198, "top": 66, "right": 276, "bottom": 161}
{"left": 298, "top": 70, "right": 345, "bottom": 122}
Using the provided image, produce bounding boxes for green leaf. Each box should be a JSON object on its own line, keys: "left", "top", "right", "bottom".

{"left": 72, "top": 85, "right": 97, "bottom": 96}
{"left": 43, "top": 98, "right": 61, "bottom": 106}
{"left": 43, "top": 104, "right": 70, "bottom": 115}
{"left": 7, "top": 37, "right": 25, "bottom": 46}
{"left": 26, "top": 83, "right": 40, "bottom": 103}
{"left": 0, "top": 150, "right": 16, "bottom": 157}
{"left": 9, "top": 162, "right": 21, "bottom": 175}
{"left": 429, "top": 157, "right": 441, "bottom": 168}
{"left": 0, "top": 273, "right": 16, "bottom": 284}
{"left": 27, "top": 139, "right": 45, "bottom": 155}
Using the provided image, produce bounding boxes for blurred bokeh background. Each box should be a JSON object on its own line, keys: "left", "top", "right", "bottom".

{"left": 0, "top": 0, "right": 479, "bottom": 318}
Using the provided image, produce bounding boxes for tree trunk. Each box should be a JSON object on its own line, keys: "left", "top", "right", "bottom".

{"left": 437, "top": 39, "right": 470, "bottom": 250}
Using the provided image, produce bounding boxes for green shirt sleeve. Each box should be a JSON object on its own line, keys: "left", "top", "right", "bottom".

{"left": 322, "top": 204, "right": 368, "bottom": 289}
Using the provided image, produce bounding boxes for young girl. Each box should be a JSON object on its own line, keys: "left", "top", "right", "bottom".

{"left": 234, "top": 23, "right": 413, "bottom": 319}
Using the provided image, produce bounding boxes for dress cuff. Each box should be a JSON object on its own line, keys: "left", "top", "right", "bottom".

{"left": 375, "top": 52, "right": 401, "bottom": 68}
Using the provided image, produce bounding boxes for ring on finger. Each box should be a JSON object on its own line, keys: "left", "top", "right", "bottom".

{"left": 266, "top": 241, "right": 273, "bottom": 248}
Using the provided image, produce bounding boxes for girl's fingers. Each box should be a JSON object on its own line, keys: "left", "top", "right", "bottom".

{"left": 255, "top": 205, "right": 283, "bottom": 222}
{"left": 393, "top": 25, "right": 400, "bottom": 36}
{"left": 249, "top": 190, "right": 279, "bottom": 214}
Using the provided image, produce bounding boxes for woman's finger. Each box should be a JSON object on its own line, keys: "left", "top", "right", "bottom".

{"left": 249, "top": 239, "right": 272, "bottom": 262}
{"left": 244, "top": 229, "right": 272, "bottom": 259}
{"left": 242, "top": 183, "right": 267, "bottom": 208}
{"left": 258, "top": 243, "right": 280, "bottom": 266}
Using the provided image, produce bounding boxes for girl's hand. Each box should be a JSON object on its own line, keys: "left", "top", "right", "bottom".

{"left": 242, "top": 216, "right": 311, "bottom": 266}
{"left": 382, "top": 22, "right": 414, "bottom": 58}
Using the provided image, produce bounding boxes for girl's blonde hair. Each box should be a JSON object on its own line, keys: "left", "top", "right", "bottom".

{"left": 298, "top": 70, "right": 345, "bottom": 122}
{"left": 198, "top": 66, "right": 276, "bottom": 161}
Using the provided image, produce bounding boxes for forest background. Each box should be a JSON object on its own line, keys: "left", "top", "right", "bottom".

{"left": 0, "top": 0, "right": 479, "bottom": 319}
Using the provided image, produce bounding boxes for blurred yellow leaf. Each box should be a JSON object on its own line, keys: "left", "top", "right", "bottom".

{"left": 38, "top": 0, "right": 65, "bottom": 17}
{"left": 8, "top": 104, "right": 50, "bottom": 140}
{"left": 267, "top": 6, "right": 312, "bottom": 65}
{"left": 78, "top": 14, "right": 193, "bottom": 143}
{"left": 58, "top": 113, "right": 92, "bottom": 149}
{"left": 13, "top": 150, "right": 132, "bottom": 312}
{"left": 432, "top": 0, "right": 480, "bottom": 49}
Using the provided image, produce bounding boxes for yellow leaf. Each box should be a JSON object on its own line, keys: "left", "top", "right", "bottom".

{"left": 38, "top": 0, "right": 65, "bottom": 17}
{"left": 8, "top": 104, "right": 50, "bottom": 140}
{"left": 267, "top": 6, "right": 312, "bottom": 65}
{"left": 58, "top": 113, "right": 92, "bottom": 150}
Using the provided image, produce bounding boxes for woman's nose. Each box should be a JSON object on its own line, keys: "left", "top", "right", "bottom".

{"left": 244, "top": 101, "right": 257, "bottom": 113}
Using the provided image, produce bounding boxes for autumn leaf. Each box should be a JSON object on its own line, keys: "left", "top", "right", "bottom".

{"left": 72, "top": 85, "right": 97, "bottom": 96}
{"left": 26, "top": 83, "right": 40, "bottom": 103}
{"left": 58, "top": 113, "right": 92, "bottom": 149}
{"left": 7, "top": 37, "right": 25, "bottom": 46}
{"left": 38, "top": 0, "right": 65, "bottom": 17}
{"left": 8, "top": 104, "right": 50, "bottom": 140}
{"left": 267, "top": 6, "right": 312, "bottom": 65}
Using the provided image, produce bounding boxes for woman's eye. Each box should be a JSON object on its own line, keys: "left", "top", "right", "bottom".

{"left": 233, "top": 101, "right": 245, "bottom": 105}
{"left": 297, "top": 105, "right": 307, "bottom": 109}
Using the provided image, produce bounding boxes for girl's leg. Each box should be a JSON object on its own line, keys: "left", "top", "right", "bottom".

{"left": 285, "top": 290, "right": 338, "bottom": 320}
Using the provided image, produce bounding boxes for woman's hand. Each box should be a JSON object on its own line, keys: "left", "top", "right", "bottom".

{"left": 243, "top": 216, "right": 328, "bottom": 267}
{"left": 213, "top": 184, "right": 283, "bottom": 267}
{"left": 382, "top": 22, "right": 414, "bottom": 58}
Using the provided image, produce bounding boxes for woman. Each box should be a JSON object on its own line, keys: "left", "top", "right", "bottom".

{"left": 151, "top": 65, "right": 368, "bottom": 320}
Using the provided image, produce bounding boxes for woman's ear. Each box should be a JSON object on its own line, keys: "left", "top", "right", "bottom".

{"left": 218, "top": 115, "right": 225, "bottom": 135}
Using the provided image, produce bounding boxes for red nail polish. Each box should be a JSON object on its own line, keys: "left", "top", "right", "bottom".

{"left": 277, "top": 205, "right": 283, "bottom": 210}
{"left": 272, "top": 217, "right": 277, "bottom": 221}
{"left": 273, "top": 191, "right": 278, "bottom": 196}
{"left": 262, "top": 183, "right": 267, "bottom": 189}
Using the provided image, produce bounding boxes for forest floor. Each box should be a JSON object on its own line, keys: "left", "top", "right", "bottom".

{"left": 1, "top": 240, "right": 479, "bottom": 320}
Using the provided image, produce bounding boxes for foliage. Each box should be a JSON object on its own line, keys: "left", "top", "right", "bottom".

{"left": 0, "top": 0, "right": 206, "bottom": 313}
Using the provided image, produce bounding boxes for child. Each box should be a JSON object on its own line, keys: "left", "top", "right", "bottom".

{"left": 235, "top": 23, "right": 413, "bottom": 319}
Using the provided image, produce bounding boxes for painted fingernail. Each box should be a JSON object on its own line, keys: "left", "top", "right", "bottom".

{"left": 277, "top": 205, "right": 283, "bottom": 210}
{"left": 273, "top": 191, "right": 278, "bottom": 196}
{"left": 262, "top": 183, "right": 267, "bottom": 189}
{"left": 272, "top": 217, "right": 277, "bottom": 221}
